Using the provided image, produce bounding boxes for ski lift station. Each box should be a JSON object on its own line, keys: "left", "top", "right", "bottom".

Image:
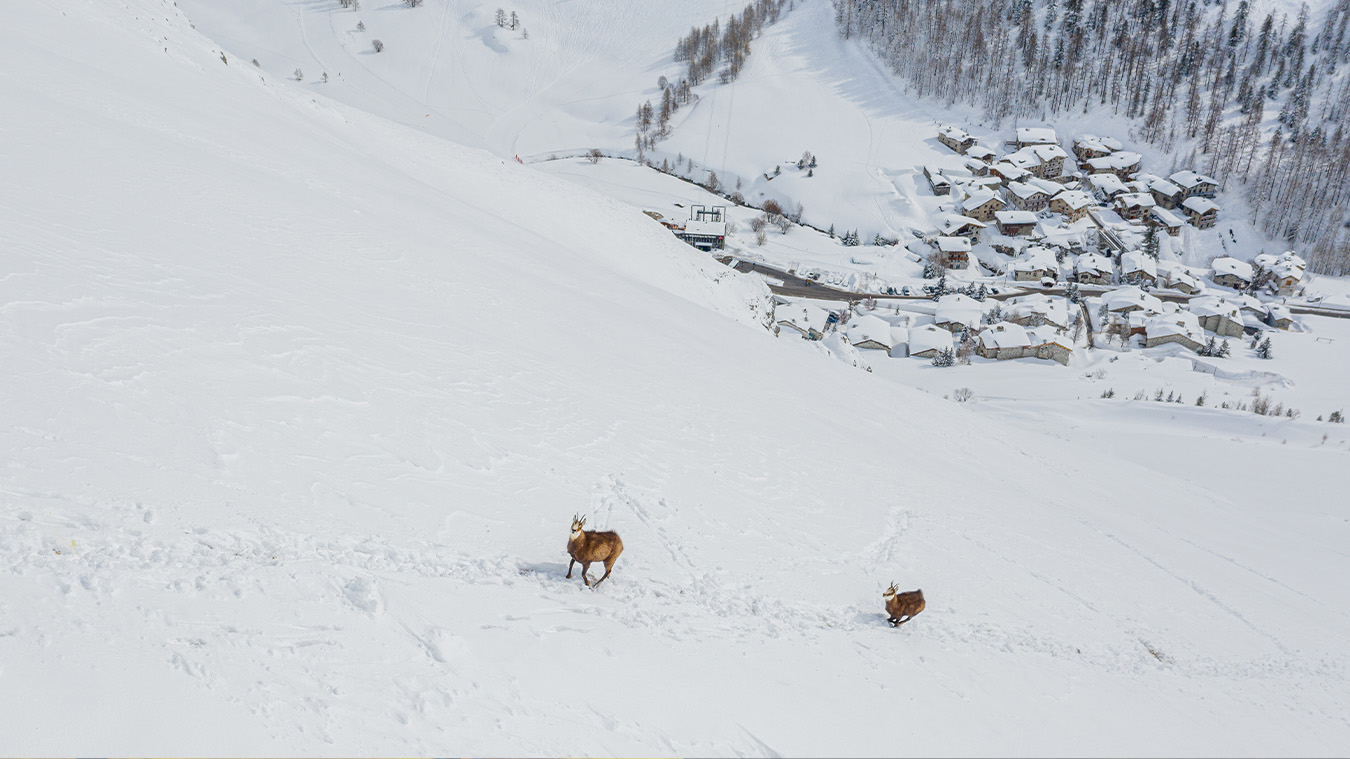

{"left": 674, "top": 204, "right": 727, "bottom": 250}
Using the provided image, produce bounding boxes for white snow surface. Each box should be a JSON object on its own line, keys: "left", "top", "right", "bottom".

{"left": 3, "top": 0, "right": 1350, "bottom": 756}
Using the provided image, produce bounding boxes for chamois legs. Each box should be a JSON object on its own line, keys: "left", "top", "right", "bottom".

{"left": 889, "top": 615, "right": 912, "bottom": 627}
{"left": 591, "top": 556, "right": 619, "bottom": 587}
{"left": 566, "top": 558, "right": 576, "bottom": 579}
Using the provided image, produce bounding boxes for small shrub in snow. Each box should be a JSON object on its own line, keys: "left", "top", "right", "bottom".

{"left": 931, "top": 348, "right": 955, "bottom": 367}
{"left": 371, "top": 39, "right": 384, "bottom": 52}
{"left": 1330, "top": 410, "right": 1345, "bottom": 423}
{"left": 1101, "top": 388, "right": 1116, "bottom": 398}
{"left": 294, "top": 68, "right": 304, "bottom": 81}
{"left": 587, "top": 148, "right": 603, "bottom": 164}
{"left": 952, "top": 387, "right": 973, "bottom": 402}
{"left": 1256, "top": 337, "right": 1274, "bottom": 359}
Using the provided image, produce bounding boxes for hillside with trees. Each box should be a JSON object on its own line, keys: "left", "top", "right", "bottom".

{"left": 834, "top": 0, "right": 1350, "bottom": 274}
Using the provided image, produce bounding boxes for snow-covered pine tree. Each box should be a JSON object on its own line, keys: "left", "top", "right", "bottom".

{"left": 931, "top": 347, "right": 956, "bottom": 367}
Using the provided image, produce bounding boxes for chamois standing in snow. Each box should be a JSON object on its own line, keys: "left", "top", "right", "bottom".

{"left": 883, "top": 583, "right": 925, "bottom": 627}
{"left": 565, "top": 514, "right": 623, "bottom": 588}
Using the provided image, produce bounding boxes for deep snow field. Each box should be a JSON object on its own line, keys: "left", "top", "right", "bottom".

{"left": 3, "top": 0, "right": 1350, "bottom": 756}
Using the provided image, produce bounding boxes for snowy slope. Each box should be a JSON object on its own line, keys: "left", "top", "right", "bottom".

{"left": 175, "top": 0, "right": 734, "bottom": 156}
{"left": 3, "top": 0, "right": 1350, "bottom": 756}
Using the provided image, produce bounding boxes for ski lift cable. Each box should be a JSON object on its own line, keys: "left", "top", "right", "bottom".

{"left": 700, "top": 0, "right": 732, "bottom": 176}
{"left": 719, "top": 20, "right": 737, "bottom": 181}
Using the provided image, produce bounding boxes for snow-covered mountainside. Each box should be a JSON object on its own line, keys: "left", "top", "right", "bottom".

{"left": 3, "top": 0, "right": 1349, "bottom": 755}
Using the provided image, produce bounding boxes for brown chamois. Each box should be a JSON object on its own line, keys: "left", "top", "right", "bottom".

{"left": 565, "top": 514, "right": 623, "bottom": 588}
{"left": 883, "top": 583, "right": 925, "bottom": 627}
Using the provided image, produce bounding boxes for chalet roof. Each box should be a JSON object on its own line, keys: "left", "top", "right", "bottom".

{"left": 1211, "top": 256, "right": 1254, "bottom": 282}
{"left": 1005, "top": 148, "right": 1043, "bottom": 170}
{"left": 1182, "top": 196, "right": 1220, "bottom": 214}
{"left": 1121, "top": 250, "right": 1158, "bottom": 277}
{"left": 908, "top": 324, "right": 954, "bottom": 355}
{"left": 1266, "top": 303, "right": 1293, "bottom": 321}
{"left": 1170, "top": 170, "right": 1218, "bottom": 189}
{"left": 1075, "top": 252, "right": 1114, "bottom": 275}
{"left": 1052, "top": 190, "right": 1095, "bottom": 211}
{"left": 1149, "top": 178, "right": 1183, "bottom": 197}
{"left": 991, "top": 162, "right": 1033, "bottom": 182}
{"left": 1280, "top": 251, "right": 1307, "bottom": 268}
{"left": 939, "top": 125, "right": 973, "bottom": 143}
{"left": 1257, "top": 251, "right": 1307, "bottom": 279}
{"left": 1033, "top": 144, "right": 1068, "bottom": 161}
{"left": 1087, "top": 151, "right": 1142, "bottom": 171}
{"left": 961, "top": 190, "right": 1004, "bottom": 213}
{"left": 1231, "top": 293, "right": 1265, "bottom": 313}
{"left": 1145, "top": 311, "right": 1203, "bottom": 342}
{"left": 936, "top": 236, "right": 972, "bottom": 253}
{"left": 1009, "top": 246, "right": 1060, "bottom": 272}
{"left": 978, "top": 321, "right": 1032, "bottom": 349}
{"left": 1167, "top": 271, "right": 1201, "bottom": 291}
{"left": 995, "top": 210, "right": 1038, "bottom": 226}
{"left": 1101, "top": 285, "right": 1163, "bottom": 313}
{"left": 845, "top": 314, "right": 897, "bottom": 348}
{"left": 1027, "top": 324, "right": 1074, "bottom": 350}
{"left": 1188, "top": 296, "right": 1242, "bottom": 321}
{"left": 935, "top": 293, "right": 986, "bottom": 327}
{"left": 923, "top": 165, "right": 950, "bottom": 183}
{"left": 1007, "top": 181, "right": 1050, "bottom": 199}
{"left": 1088, "top": 173, "right": 1128, "bottom": 196}
{"left": 1016, "top": 127, "right": 1059, "bottom": 145}
{"left": 937, "top": 214, "right": 987, "bottom": 235}
{"left": 1005, "top": 294, "right": 1070, "bottom": 327}
{"left": 1027, "top": 177, "right": 1063, "bottom": 194}
{"left": 1274, "top": 262, "right": 1305, "bottom": 281}
{"left": 1150, "top": 207, "right": 1184, "bottom": 227}
{"left": 1117, "top": 192, "right": 1157, "bottom": 210}
{"left": 1074, "top": 134, "right": 1124, "bottom": 152}
{"left": 967, "top": 145, "right": 997, "bottom": 161}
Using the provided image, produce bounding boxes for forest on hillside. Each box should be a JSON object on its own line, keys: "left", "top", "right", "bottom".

{"left": 834, "top": 0, "right": 1350, "bottom": 274}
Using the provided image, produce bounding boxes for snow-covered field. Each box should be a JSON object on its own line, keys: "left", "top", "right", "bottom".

{"left": 4, "top": 0, "right": 1350, "bottom": 755}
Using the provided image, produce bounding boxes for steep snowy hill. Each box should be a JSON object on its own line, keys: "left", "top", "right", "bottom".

{"left": 175, "top": 0, "right": 734, "bottom": 156}
{"left": 3, "top": 0, "right": 1349, "bottom": 756}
